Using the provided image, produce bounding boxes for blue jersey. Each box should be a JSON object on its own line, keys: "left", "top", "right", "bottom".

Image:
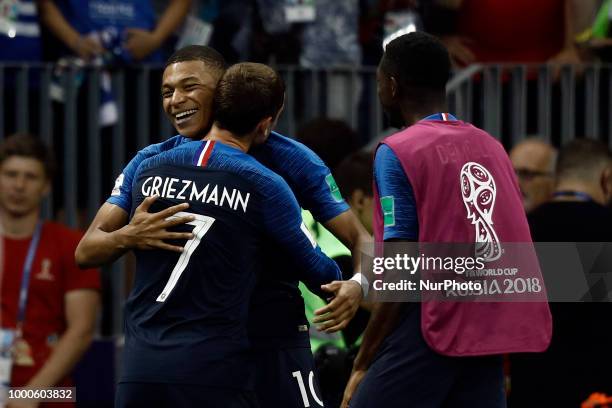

{"left": 121, "top": 140, "right": 341, "bottom": 388}
{"left": 374, "top": 113, "right": 459, "bottom": 241}
{"left": 108, "top": 132, "right": 349, "bottom": 347}
{"left": 374, "top": 144, "right": 418, "bottom": 241}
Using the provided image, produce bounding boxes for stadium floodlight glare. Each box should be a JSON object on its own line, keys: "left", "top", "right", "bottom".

{"left": 383, "top": 25, "right": 417, "bottom": 50}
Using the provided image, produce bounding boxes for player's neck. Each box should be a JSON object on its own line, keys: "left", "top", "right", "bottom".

{"left": 206, "top": 125, "right": 251, "bottom": 152}
{"left": 401, "top": 100, "right": 447, "bottom": 127}
{"left": 0, "top": 208, "right": 40, "bottom": 239}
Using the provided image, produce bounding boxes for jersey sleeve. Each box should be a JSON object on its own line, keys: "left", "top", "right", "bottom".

{"left": 106, "top": 135, "right": 187, "bottom": 213}
{"left": 252, "top": 132, "right": 349, "bottom": 223}
{"left": 374, "top": 144, "right": 419, "bottom": 241}
{"left": 59, "top": 228, "right": 101, "bottom": 292}
{"left": 261, "top": 174, "right": 342, "bottom": 296}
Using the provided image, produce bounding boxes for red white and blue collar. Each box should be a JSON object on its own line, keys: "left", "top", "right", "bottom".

{"left": 422, "top": 112, "right": 458, "bottom": 122}
{"left": 194, "top": 140, "right": 216, "bottom": 167}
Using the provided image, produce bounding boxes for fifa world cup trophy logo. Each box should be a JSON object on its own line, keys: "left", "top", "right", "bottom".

{"left": 460, "top": 162, "right": 502, "bottom": 262}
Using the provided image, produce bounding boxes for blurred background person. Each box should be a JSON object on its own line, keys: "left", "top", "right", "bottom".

{"left": 509, "top": 139, "right": 557, "bottom": 213}
{"left": 38, "top": 0, "right": 191, "bottom": 63}
{"left": 301, "top": 151, "right": 374, "bottom": 408}
{"left": 509, "top": 139, "right": 612, "bottom": 408}
{"left": 423, "top": 0, "right": 596, "bottom": 67}
{"left": 297, "top": 118, "right": 361, "bottom": 170}
{"left": 0, "top": 134, "right": 100, "bottom": 403}
{"left": 528, "top": 139, "right": 611, "bottom": 239}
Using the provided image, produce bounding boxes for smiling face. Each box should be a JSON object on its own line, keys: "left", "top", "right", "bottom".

{"left": 162, "top": 61, "right": 221, "bottom": 139}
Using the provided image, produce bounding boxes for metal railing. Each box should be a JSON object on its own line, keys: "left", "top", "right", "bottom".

{"left": 1, "top": 62, "right": 610, "bottom": 334}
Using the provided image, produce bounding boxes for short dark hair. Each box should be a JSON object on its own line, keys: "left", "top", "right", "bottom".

{"left": 0, "top": 133, "right": 55, "bottom": 178}
{"left": 165, "top": 45, "right": 226, "bottom": 76}
{"left": 297, "top": 118, "right": 360, "bottom": 170}
{"left": 556, "top": 139, "right": 612, "bottom": 182}
{"left": 334, "top": 151, "right": 373, "bottom": 197}
{"left": 213, "top": 63, "right": 285, "bottom": 136}
{"left": 380, "top": 32, "right": 450, "bottom": 95}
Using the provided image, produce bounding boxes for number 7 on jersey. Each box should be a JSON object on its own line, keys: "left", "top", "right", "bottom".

{"left": 156, "top": 211, "right": 215, "bottom": 302}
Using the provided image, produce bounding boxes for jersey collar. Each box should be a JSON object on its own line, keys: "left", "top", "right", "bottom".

{"left": 422, "top": 113, "right": 458, "bottom": 122}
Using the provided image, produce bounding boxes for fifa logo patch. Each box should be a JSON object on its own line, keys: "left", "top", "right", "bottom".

{"left": 111, "top": 173, "right": 124, "bottom": 196}
{"left": 325, "top": 174, "right": 343, "bottom": 203}
{"left": 380, "top": 196, "right": 395, "bottom": 227}
{"left": 460, "top": 162, "right": 502, "bottom": 262}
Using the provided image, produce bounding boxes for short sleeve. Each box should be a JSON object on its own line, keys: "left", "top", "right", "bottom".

{"left": 252, "top": 132, "right": 350, "bottom": 222}
{"left": 374, "top": 144, "right": 419, "bottom": 240}
{"left": 106, "top": 135, "right": 187, "bottom": 213}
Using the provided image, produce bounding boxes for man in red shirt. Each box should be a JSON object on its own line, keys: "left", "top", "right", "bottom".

{"left": 0, "top": 134, "right": 100, "bottom": 406}
{"left": 429, "top": 0, "right": 583, "bottom": 66}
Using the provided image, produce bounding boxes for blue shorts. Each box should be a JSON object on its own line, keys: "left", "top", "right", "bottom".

{"left": 252, "top": 346, "right": 324, "bottom": 408}
{"left": 115, "top": 382, "right": 258, "bottom": 408}
{"left": 351, "top": 305, "right": 506, "bottom": 408}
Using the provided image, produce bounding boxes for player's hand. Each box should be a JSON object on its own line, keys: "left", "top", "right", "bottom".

{"left": 313, "top": 280, "right": 362, "bottom": 333}
{"left": 120, "top": 195, "right": 195, "bottom": 252}
{"left": 341, "top": 368, "right": 367, "bottom": 408}
{"left": 124, "top": 28, "right": 161, "bottom": 61}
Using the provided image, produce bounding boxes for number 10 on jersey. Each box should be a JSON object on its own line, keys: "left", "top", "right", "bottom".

{"left": 156, "top": 211, "right": 215, "bottom": 302}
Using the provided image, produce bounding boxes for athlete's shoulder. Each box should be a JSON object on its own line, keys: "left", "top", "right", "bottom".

{"left": 266, "top": 131, "right": 325, "bottom": 165}
{"left": 137, "top": 140, "right": 203, "bottom": 173}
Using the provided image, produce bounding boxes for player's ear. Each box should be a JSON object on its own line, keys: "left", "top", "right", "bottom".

{"left": 390, "top": 76, "right": 399, "bottom": 100}
{"left": 256, "top": 116, "right": 274, "bottom": 135}
{"left": 350, "top": 189, "right": 364, "bottom": 210}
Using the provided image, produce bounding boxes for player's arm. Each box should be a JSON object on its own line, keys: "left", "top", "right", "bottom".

{"left": 125, "top": 0, "right": 191, "bottom": 61}
{"left": 256, "top": 133, "right": 372, "bottom": 328}
{"left": 75, "top": 136, "right": 191, "bottom": 268}
{"left": 38, "top": 0, "right": 104, "bottom": 61}
{"left": 24, "top": 289, "right": 99, "bottom": 389}
{"left": 75, "top": 199, "right": 194, "bottom": 268}
{"left": 262, "top": 176, "right": 343, "bottom": 296}
{"left": 312, "top": 209, "right": 373, "bottom": 332}
{"left": 341, "top": 301, "right": 405, "bottom": 408}
{"left": 341, "top": 144, "right": 419, "bottom": 408}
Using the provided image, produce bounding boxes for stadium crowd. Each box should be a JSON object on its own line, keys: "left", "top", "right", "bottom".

{"left": 0, "top": 0, "right": 612, "bottom": 407}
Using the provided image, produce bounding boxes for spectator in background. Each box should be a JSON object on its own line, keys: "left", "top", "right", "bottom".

{"left": 300, "top": 0, "right": 362, "bottom": 120}
{"left": 0, "top": 0, "right": 43, "bottom": 137}
{"left": 0, "top": 0, "right": 41, "bottom": 62}
{"left": 38, "top": 0, "right": 191, "bottom": 63}
{"left": 425, "top": 0, "right": 593, "bottom": 66}
{"left": 510, "top": 139, "right": 612, "bottom": 408}
{"left": 335, "top": 151, "right": 375, "bottom": 235}
{"left": 528, "top": 139, "right": 612, "bottom": 239}
{"left": 510, "top": 139, "right": 557, "bottom": 213}
{"left": 0, "top": 134, "right": 100, "bottom": 401}
{"left": 297, "top": 118, "right": 360, "bottom": 170}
